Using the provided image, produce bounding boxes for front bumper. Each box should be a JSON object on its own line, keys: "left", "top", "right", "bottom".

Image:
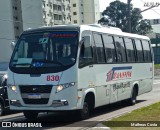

{"left": 8, "top": 84, "right": 83, "bottom": 111}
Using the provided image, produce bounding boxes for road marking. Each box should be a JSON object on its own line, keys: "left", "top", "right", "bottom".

{"left": 153, "top": 82, "right": 160, "bottom": 84}
{"left": 2, "top": 116, "right": 24, "bottom": 122}
{"left": 2, "top": 112, "right": 47, "bottom": 122}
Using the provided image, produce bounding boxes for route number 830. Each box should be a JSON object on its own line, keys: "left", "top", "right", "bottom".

{"left": 46, "top": 75, "right": 60, "bottom": 81}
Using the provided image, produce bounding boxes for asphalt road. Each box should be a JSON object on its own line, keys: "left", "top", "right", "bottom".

{"left": 1, "top": 80, "right": 160, "bottom": 130}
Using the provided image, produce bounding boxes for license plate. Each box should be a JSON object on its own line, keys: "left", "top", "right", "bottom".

{"left": 28, "top": 94, "right": 41, "bottom": 99}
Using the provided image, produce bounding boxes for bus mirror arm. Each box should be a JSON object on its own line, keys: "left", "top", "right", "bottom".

{"left": 10, "top": 41, "right": 16, "bottom": 50}
{"left": 80, "top": 39, "right": 85, "bottom": 46}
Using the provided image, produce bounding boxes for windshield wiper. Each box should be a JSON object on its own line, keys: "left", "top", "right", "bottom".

{"left": 41, "top": 60, "right": 65, "bottom": 66}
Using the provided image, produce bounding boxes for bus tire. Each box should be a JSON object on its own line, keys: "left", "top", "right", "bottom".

{"left": 128, "top": 87, "right": 137, "bottom": 105}
{"left": 79, "top": 97, "right": 90, "bottom": 120}
{"left": 23, "top": 111, "right": 38, "bottom": 120}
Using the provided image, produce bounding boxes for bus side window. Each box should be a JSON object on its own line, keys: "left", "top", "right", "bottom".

{"left": 93, "top": 33, "right": 105, "bottom": 63}
{"left": 134, "top": 39, "right": 144, "bottom": 62}
{"left": 141, "top": 40, "right": 152, "bottom": 62}
{"left": 114, "top": 36, "right": 127, "bottom": 63}
{"left": 79, "top": 36, "right": 93, "bottom": 66}
{"left": 102, "top": 34, "right": 117, "bottom": 63}
{"left": 124, "top": 37, "right": 135, "bottom": 62}
{"left": 148, "top": 41, "right": 153, "bottom": 62}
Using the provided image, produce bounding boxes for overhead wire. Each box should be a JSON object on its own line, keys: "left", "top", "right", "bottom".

{"left": 140, "top": 0, "right": 160, "bottom": 17}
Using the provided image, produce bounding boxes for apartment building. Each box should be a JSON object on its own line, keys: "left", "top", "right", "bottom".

{"left": 71, "top": 0, "right": 100, "bottom": 24}
{"left": 146, "top": 19, "right": 160, "bottom": 39}
{"left": 0, "top": 0, "right": 43, "bottom": 62}
{"left": 42, "top": 0, "right": 72, "bottom": 26}
{"left": 149, "top": 19, "right": 160, "bottom": 25}
{"left": 0, "top": 0, "right": 100, "bottom": 62}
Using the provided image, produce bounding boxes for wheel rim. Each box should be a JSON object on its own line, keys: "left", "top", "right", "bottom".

{"left": 132, "top": 90, "right": 137, "bottom": 103}
{"left": 81, "top": 102, "right": 89, "bottom": 118}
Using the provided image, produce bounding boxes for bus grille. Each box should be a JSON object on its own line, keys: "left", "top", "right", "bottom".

{"left": 19, "top": 85, "right": 52, "bottom": 105}
{"left": 19, "top": 85, "right": 52, "bottom": 93}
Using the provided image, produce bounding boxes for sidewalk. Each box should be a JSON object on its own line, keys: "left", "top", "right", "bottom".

{"left": 154, "top": 76, "right": 160, "bottom": 80}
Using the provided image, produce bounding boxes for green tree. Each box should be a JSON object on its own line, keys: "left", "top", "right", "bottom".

{"left": 98, "top": 0, "right": 152, "bottom": 35}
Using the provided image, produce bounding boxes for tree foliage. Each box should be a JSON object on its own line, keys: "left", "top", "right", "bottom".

{"left": 98, "top": 0, "right": 152, "bottom": 35}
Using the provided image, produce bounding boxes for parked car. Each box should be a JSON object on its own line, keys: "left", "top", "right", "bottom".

{"left": 0, "top": 62, "right": 9, "bottom": 116}
{"left": 0, "top": 73, "right": 9, "bottom": 116}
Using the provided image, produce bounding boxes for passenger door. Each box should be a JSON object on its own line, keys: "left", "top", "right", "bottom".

{"left": 110, "top": 84, "right": 118, "bottom": 103}
{"left": 78, "top": 32, "right": 95, "bottom": 91}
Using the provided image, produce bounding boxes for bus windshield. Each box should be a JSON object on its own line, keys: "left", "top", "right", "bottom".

{"left": 9, "top": 31, "right": 79, "bottom": 74}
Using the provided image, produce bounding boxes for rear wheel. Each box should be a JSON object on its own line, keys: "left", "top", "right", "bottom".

{"left": 23, "top": 111, "right": 38, "bottom": 120}
{"left": 128, "top": 87, "right": 137, "bottom": 105}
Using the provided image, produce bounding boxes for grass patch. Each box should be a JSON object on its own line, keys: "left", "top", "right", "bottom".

{"left": 103, "top": 102, "right": 160, "bottom": 130}
{"left": 154, "top": 64, "right": 160, "bottom": 69}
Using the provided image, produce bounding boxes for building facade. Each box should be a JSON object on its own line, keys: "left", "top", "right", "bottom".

{"left": 147, "top": 19, "right": 160, "bottom": 64}
{"left": 0, "top": 0, "right": 100, "bottom": 62}
{"left": 71, "top": 0, "right": 100, "bottom": 25}
{"left": 149, "top": 19, "right": 160, "bottom": 25}
{"left": 42, "top": 0, "right": 100, "bottom": 26}
{"left": 42, "top": 0, "right": 72, "bottom": 26}
{"left": 0, "top": 0, "right": 43, "bottom": 62}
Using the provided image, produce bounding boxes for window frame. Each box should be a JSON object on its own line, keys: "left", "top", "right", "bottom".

{"left": 123, "top": 37, "right": 136, "bottom": 63}
{"left": 113, "top": 35, "right": 127, "bottom": 63}
{"left": 102, "top": 34, "right": 117, "bottom": 64}
{"left": 93, "top": 32, "right": 106, "bottom": 64}
{"left": 78, "top": 31, "right": 94, "bottom": 68}
{"left": 134, "top": 39, "right": 144, "bottom": 63}
{"left": 141, "top": 40, "right": 152, "bottom": 63}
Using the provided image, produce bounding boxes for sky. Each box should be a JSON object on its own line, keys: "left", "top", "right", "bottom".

{"left": 99, "top": 0, "right": 160, "bottom": 19}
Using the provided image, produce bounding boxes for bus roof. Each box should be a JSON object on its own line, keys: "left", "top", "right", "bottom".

{"left": 23, "top": 25, "right": 80, "bottom": 34}
{"left": 80, "top": 24, "right": 150, "bottom": 40}
{"left": 23, "top": 24, "right": 150, "bottom": 41}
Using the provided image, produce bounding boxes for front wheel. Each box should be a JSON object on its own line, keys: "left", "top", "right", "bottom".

{"left": 23, "top": 111, "right": 38, "bottom": 120}
{"left": 79, "top": 99, "right": 90, "bottom": 120}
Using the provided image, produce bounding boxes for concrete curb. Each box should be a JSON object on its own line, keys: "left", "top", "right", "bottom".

{"left": 88, "top": 123, "right": 111, "bottom": 130}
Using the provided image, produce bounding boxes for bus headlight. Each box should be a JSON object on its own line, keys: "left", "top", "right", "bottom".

{"left": 8, "top": 85, "right": 17, "bottom": 92}
{"left": 56, "top": 82, "right": 75, "bottom": 93}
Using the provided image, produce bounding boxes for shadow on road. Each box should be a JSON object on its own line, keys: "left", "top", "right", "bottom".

{"left": 90, "top": 100, "right": 145, "bottom": 118}
{"left": 1, "top": 100, "right": 146, "bottom": 130}
{"left": 10, "top": 99, "right": 146, "bottom": 129}
{"left": 3, "top": 110, "right": 21, "bottom": 116}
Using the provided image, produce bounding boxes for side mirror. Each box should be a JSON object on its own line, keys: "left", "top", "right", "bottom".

{"left": 11, "top": 41, "right": 16, "bottom": 50}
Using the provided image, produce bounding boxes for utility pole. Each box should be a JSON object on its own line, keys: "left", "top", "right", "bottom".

{"left": 127, "top": 0, "right": 132, "bottom": 33}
